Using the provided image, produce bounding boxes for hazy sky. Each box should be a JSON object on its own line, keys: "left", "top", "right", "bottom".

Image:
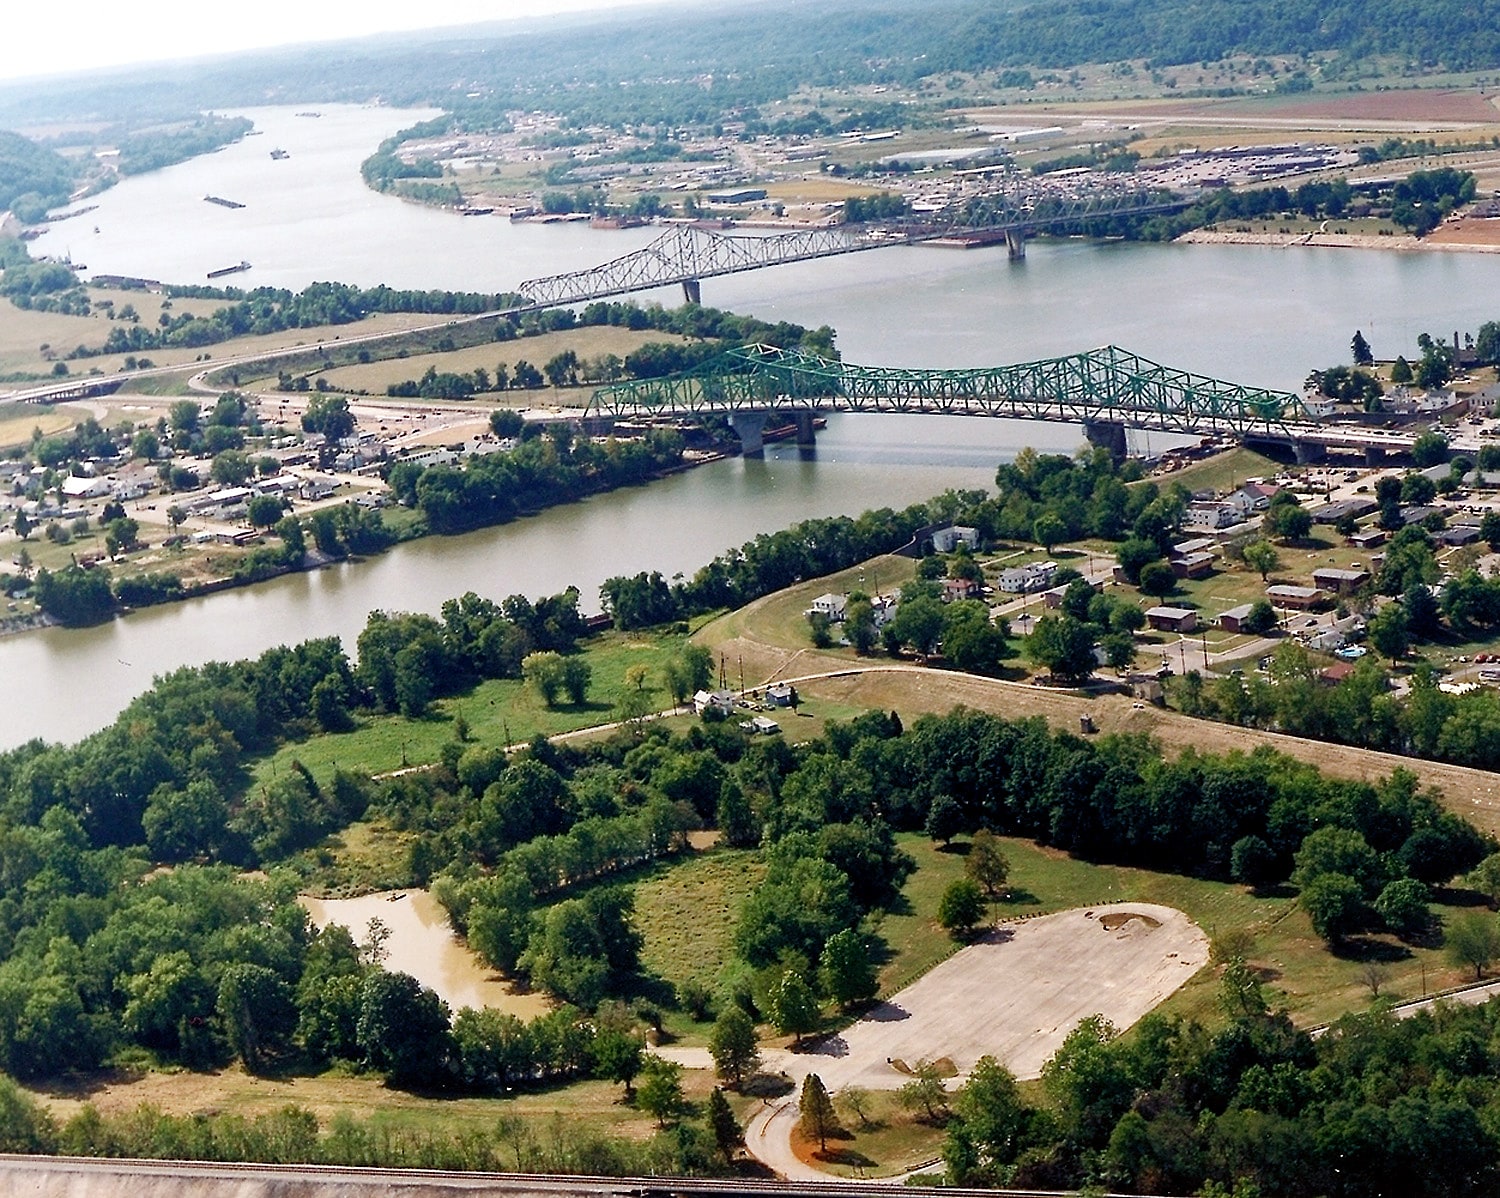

{"left": 3, "top": 0, "right": 665, "bottom": 84}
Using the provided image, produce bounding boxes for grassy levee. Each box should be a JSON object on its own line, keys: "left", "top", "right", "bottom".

{"left": 1143, "top": 445, "right": 1282, "bottom": 496}
{"left": 695, "top": 557, "right": 1500, "bottom": 838}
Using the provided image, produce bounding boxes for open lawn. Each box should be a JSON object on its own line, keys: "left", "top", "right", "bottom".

{"left": 286, "top": 327, "right": 688, "bottom": 396}
{"left": 0, "top": 402, "right": 83, "bottom": 448}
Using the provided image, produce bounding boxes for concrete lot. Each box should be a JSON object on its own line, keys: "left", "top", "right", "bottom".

{"left": 724, "top": 902, "right": 1208, "bottom": 1180}
{"left": 799, "top": 901, "right": 1209, "bottom": 1090}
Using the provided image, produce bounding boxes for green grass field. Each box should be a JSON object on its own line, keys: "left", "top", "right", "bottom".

{"left": 309, "top": 326, "right": 686, "bottom": 396}
{"left": 635, "top": 846, "right": 769, "bottom": 1013}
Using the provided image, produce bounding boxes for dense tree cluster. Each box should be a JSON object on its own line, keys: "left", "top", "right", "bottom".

{"left": 1389, "top": 167, "right": 1479, "bottom": 235}
{"left": 977, "top": 447, "right": 1178, "bottom": 547}
{"left": 944, "top": 1000, "right": 1500, "bottom": 1197}
{"left": 112, "top": 115, "right": 254, "bottom": 176}
{"left": 387, "top": 427, "right": 686, "bottom": 535}
{"left": 603, "top": 502, "right": 940, "bottom": 629}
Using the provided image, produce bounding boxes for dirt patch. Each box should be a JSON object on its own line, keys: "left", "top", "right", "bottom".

{"left": 888, "top": 1056, "right": 957, "bottom": 1078}
{"left": 1427, "top": 217, "right": 1500, "bottom": 248}
{"left": 1099, "top": 911, "right": 1162, "bottom": 931}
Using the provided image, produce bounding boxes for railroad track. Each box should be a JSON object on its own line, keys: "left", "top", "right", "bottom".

{"left": 0, "top": 1155, "right": 1172, "bottom": 1198}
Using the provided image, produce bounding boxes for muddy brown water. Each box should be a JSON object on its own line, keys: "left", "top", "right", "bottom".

{"left": 299, "top": 888, "right": 551, "bottom": 1019}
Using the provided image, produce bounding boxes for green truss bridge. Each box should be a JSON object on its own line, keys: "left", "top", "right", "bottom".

{"left": 588, "top": 343, "right": 1334, "bottom": 458}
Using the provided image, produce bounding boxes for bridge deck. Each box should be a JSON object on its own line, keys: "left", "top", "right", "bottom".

{"left": 588, "top": 343, "right": 1311, "bottom": 441}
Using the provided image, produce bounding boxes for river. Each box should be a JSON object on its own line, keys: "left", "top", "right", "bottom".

{"left": 10, "top": 102, "right": 1500, "bottom": 749}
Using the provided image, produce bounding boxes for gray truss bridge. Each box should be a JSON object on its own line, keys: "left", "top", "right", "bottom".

{"left": 588, "top": 343, "right": 1314, "bottom": 456}
{"left": 517, "top": 184, "right": 1188, "bottom": 308}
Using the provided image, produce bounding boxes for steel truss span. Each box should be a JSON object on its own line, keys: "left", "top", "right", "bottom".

{"left": 516, "top": 185, "right": 1188, "bottom": 308}
{"left": 587, "top": 343, "right": 1309, "bottom": 439}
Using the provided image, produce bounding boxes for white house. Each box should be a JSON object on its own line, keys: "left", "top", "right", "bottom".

{"left": 930, "top": 524, "right": 980, "bottom": 554}
{"left": 998, "top": 560, "right": 1057, "bottom": 593}
{"left": 693, "top": 689, "right": 736, "bottom": 715}
{"left": 1185, "top": 502, "right": 1237, "bottom": 529}
{"left": 807, "top": 592, "right": 847, "bottom": 621}
{"left": 1226, "top": 482, "right": 1280, "bottom": 519}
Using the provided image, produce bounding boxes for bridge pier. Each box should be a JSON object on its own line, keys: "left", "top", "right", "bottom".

{"left": 1290, "top": 434, "right": 1326, "bottom": 464}
{"left": 1365, "top": 445, "right": 1386, "bottom": 467}
{"left": 1293, "top": 439, "right": 1327, "bottom": 465}
{"left": 794, "top": 411, "right": 817, "bottom": 447}
{"left": 1083, "top": 419, "right": 1128, "bottom": 463}
{"left": 682, "top": 278, "right": 701, "bottom": 305}
{"left": 729, "top": 410, "right": 768, "bottom": 456}
{"left": 1006, "top": 228, "right": 1026, "bottom": 261}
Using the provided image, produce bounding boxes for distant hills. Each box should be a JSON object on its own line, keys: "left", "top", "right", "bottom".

{"left": 942, "top": 0, "right": 1500, "bottom": 73}
{"left": 2, "top": 0, "right": 1499, "bottom": 129}
{"left": 0, "top": 129, "right": 73, "bottom": 221}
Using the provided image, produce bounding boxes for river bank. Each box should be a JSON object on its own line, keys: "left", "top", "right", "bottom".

{"left": 1178, "top": 222, "right": 1500, "bottom": 253}
{"left": 1, "top": 442, "right": 731, "bottom": 643}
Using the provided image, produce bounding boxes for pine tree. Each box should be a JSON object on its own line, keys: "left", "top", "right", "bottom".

{"left": 798, "top": 1072, "right": 842, "bottom": 1152}
{"left": 1352, "top": 329, "right": 1373, "bottom": 366}
{"left": 708, "top": 1086, "right": 743, "bottom": 1161}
